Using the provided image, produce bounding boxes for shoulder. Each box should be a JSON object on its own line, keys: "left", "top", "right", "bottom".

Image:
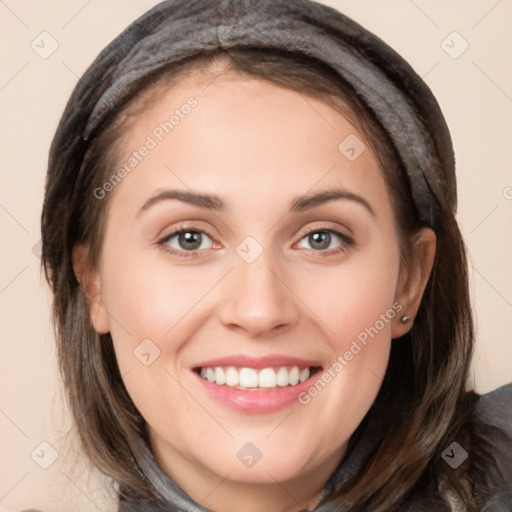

{"left": 400, "top": 383, "right": 512, "bottom": 512}
{"left": 475, "top": 382, "right": 512, "bottom": 432}
{"left": 474, "top": 382, "right": 512, "bottom": 511}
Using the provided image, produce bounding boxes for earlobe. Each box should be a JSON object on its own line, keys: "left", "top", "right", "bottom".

{"left": 72, "top": 244, "right": 110, "bottom": 334}
{"left": 392, "top": 228, "right": 436, "bottom": 339}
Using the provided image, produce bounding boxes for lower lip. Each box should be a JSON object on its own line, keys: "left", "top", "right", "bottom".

{"left": 192, "top": 370, "right": 321, "bottom": 413}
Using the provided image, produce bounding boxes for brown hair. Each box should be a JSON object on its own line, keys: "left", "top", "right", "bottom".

{"left": 41, "top": 48, "right": 504, "bottom": 511}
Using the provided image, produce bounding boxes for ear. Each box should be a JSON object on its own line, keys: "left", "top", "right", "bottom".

{"left": 391, "top": 228, "right": 436, "bottom": 339}
{"left": 72, "top": 244, "right": 110, "bottom": 334}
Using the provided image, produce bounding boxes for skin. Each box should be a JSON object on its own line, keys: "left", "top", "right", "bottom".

{"left": 74, "top": 69, "right": 435, "bottom": 512}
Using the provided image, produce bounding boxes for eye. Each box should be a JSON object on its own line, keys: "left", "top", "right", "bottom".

{"left": 157, "top": 225, "right": 353, "bottom": 259}
{"left": 295, "top": 228, "right": 353, "bottom": 255}
{"left": 158, "top": 227, "right": 215, "bottom": 258}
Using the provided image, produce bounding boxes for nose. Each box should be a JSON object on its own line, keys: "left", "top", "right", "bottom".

{"left": 218, "top": 252, "right": 301, "bottom": 338}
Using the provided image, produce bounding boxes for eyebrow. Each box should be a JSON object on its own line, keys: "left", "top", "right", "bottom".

{"left": 136, "top": 187, "right": 375, "bottom": 218}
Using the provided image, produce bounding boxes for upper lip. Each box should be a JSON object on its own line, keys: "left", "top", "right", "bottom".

{"left": 192, "top": 354, "right": 323, "bottom": 370}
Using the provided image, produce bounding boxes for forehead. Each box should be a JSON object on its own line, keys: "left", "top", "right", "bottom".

{"left": 107, "top": 74, "right": 392, "bottom": 221}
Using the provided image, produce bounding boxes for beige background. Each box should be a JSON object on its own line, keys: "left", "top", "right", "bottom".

{"left": 1, "top": 1, "right": 511, "bottom": 510}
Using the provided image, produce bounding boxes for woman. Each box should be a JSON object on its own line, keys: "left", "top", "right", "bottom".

{"left": 40, "top": 0, "right": 511, "bottom": 510}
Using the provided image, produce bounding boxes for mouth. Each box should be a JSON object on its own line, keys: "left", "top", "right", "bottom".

{"left": 193, "top": 365, "right": 323, "bottom": 391}
{"left": 191, "top": 354, "right": 324, "bottom": 412}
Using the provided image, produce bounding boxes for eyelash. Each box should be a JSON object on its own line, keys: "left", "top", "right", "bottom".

{"left": 157, "top": 224, "right": 354, "bottom": 259}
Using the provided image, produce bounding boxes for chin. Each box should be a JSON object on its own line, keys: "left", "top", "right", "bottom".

{"left": 192, "top": 440, "right": 317, "bottom": 485}
{"left": 212, "top": 460, "right": 307, "bottom": 485}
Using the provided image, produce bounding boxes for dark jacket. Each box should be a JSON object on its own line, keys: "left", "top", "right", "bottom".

{"left": 118, "top": 383, "right": 512, "bottom": 512}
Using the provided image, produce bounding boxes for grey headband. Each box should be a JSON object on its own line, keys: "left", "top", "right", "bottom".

{"left": 77, "top": 0, "right": 455, "bottom": 227}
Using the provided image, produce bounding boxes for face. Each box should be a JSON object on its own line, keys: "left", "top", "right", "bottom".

{"left": 78, "top": 71, "right": 433, "bottom": 504}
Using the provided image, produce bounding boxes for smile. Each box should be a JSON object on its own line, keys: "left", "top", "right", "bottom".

{"left": 191, "top": 354, "right": 324, "bottom": 412}
{"left": 196, "top": 365, "right": 322, "bottom": 390}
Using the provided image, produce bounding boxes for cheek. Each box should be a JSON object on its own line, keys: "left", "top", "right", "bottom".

{"left": 294, "top": 251, "right": 399, "bottom": 418}
{"left": 298, "top": 252, "right": 400, "bottom": 345}
{"left": 99, "top": 251, "right": 200, "bottom": 423}
{"left": 100, "top": 253, "right": 199, "bottom": 351}
{"left": 98, "top": 244, "right": 224, "bottom": 394}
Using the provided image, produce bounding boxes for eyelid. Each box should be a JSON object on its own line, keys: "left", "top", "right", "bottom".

{"left": 293, "top": 226, "right": 354, "bottom": 253}
{"left": 158, "top": 224, "right": 218, "bottom": 249}
{"left": 295, "top": 221, "right": 352, "bottom": 240}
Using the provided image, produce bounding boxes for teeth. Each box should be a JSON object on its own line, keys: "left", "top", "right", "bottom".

{"left": 198, "top": 365, "right": 313, "bottom": 389}
{"left": 258, "top": 368, "right": 277, "bottom": 388}
{"left": 225, "top": 367, "right": 239, "bottom": 387}
{"left": 215, "top": 367, "right": 226, "bottom": 385}
{"left": 299, "top": 367, "right": 310, "bottom": 383}
{"left": 276, "top": 367, "right": 289, "bottom": 386}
